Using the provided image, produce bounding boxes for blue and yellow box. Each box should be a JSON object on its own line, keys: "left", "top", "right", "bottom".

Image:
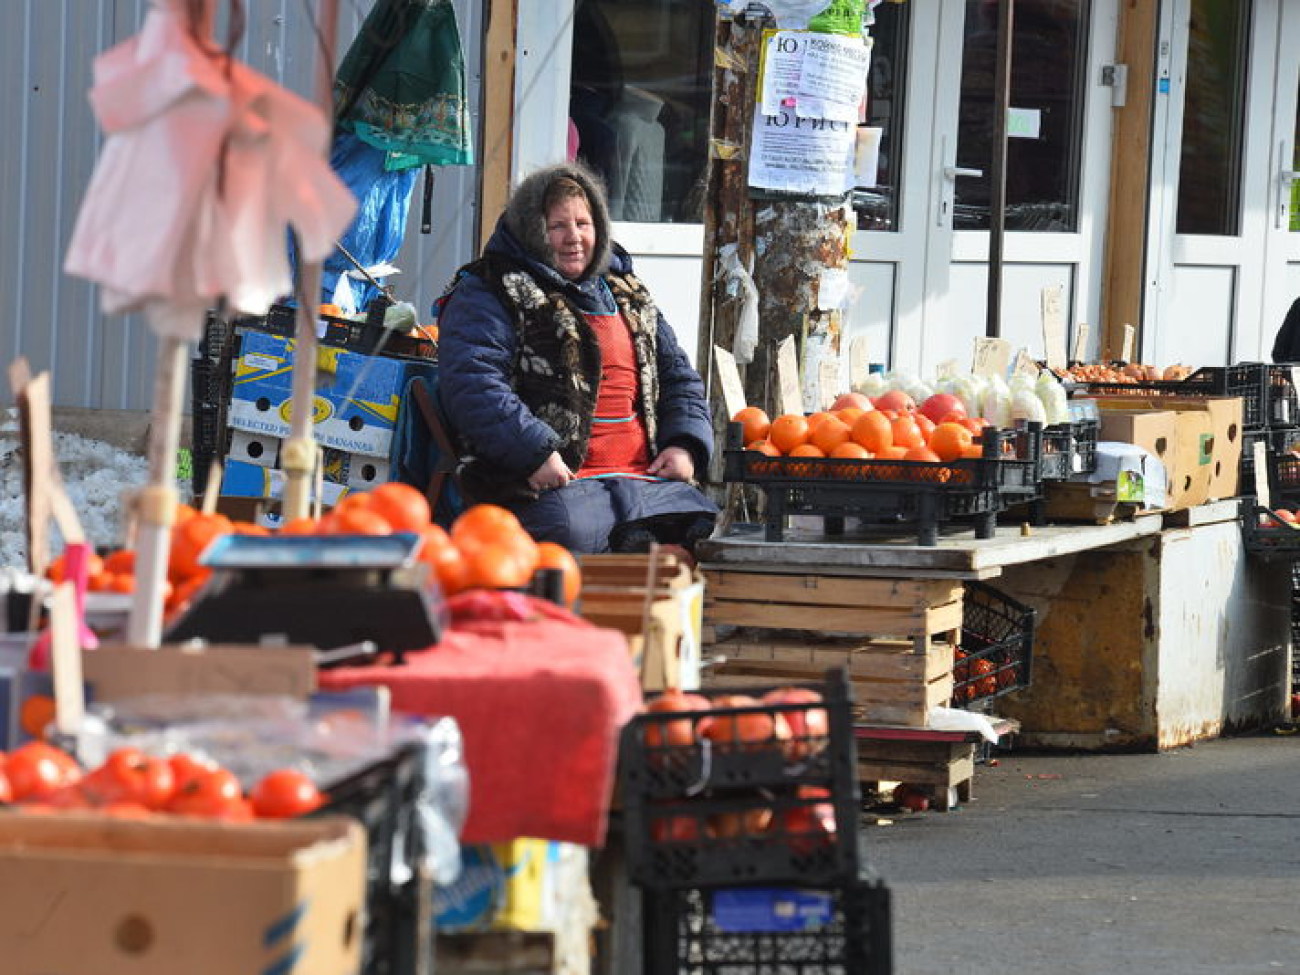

{"left": 432, "top": 839, "right": 589, "bottom": 934}
{"left": 228, "top": 331, "right": 410, "bottom": 458}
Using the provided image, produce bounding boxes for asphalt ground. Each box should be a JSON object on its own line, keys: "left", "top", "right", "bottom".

{"left": 864, "top": 732, "right": 1300, "bottom": 975}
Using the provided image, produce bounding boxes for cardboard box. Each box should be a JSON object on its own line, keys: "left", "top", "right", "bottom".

{"left": 1095, "top": 403, "right": 1213, "bottom": 509}
{"left": 1159, "top": 395, "right": 1242, "bottom": 500}
{"left": 220, "top": 458, "right": 351, "bottom": 507}
{"left": 229, "top": 332, "right": 432, "bottom": 458}
{"left": 81, "top": 644, "right": 318, "bottom": 702}
{"left": 0, "top": 812, "right": 366, "bottom": 975}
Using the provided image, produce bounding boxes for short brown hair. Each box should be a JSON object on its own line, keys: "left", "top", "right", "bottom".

{"left": 543, "top": 176, "right": 589, "bottom": 213}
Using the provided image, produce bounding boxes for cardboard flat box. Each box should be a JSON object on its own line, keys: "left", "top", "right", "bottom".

{"left": 0, "top": 812, "right": 366, "bottom": 975}
{"left": 1157, "top": 395, "right": 1242, "bottom": 500}
{"left": 81, "top": 643, "right": 318, "bottom": 701}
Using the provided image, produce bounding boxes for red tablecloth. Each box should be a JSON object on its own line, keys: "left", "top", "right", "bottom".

{"left": 318, "top": 610, "right": 642, "bottom": 847}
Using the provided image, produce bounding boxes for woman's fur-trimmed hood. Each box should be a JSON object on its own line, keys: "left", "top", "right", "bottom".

{"left": 502, "top": 161, "right": 612, "bottom": 280}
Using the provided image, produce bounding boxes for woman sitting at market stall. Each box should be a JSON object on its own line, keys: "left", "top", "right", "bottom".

{"left": 434, "top": 160, "right": 717, "bottom": 554}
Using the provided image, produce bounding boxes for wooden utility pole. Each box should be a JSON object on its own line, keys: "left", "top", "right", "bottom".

{"left": 697, "top": 8, "right": 857, "bottom": 446}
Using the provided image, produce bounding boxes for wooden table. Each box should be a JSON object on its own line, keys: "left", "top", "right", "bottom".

{"left": 698, "top": 500, "right": 1291, "bottom": 750}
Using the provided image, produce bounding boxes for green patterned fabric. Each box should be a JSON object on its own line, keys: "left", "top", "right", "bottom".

{"left": 334, "top": 0, "right": 473, "bottom": 172}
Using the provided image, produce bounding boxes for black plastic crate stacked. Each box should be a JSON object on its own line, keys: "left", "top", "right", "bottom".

{"left": 253, "top": 299, "right": 436, "bottom": 360}
{"left": 189, "top": 311, "right": 241, "bottom": 497}
{"left": 620, "top": 670, "right": 892, "bottom": 974}
{"left": 723, "top": 423, "right": 1044, "bottom": 547}
{"left": 952, "top": 581, "right": 1037, "bottom": 709}
{"left": 1039, "top": 418, "right": 1099, "bottom": 481}
{"left": 309, "top": 741, "right": 432, "bottom": 975}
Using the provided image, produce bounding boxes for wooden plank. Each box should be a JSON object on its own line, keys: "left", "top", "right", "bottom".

{"left": 703, "top": 570, "right": 962, "bottom": 609}
{"left": 1100, "top": 0, "right": 1159, "bottom": 361}
{"left": 858, "top": 753, "right": 975, "bottom": 789}
{"left": 706, "top": 636, "right": 951, "bottom": 678}
{"left": 477, "top": 0, "right": 517, "bottom": 250}
{"left": 856, "top": 739, "right": 972, "bottom": 765}
{"left": 705, "top": 597, "right": 963, "bottom": 638}
{"left": 436, "top": 930, "right": 554, "bottom": 974}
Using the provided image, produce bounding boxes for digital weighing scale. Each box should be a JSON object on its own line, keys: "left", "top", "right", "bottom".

{"left": 164, "top": 532, "right": 443, "bottom": 664}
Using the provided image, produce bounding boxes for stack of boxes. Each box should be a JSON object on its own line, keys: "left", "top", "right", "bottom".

{"left": 219, "top": 330, "right": 435, "bottom": 523}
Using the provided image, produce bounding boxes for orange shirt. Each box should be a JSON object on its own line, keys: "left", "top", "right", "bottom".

{"left": 577, "top": 311, "right": 650, "bottom": 475}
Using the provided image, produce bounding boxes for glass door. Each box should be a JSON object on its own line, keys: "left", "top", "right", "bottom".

{"left": 850, "top": 0, "right": 1118, "bottom": 376}
{"left": 1259, "top": 3, "right": 1300, "bottom": 359}
{"left": 1145, "top": 0, "right": 1282, "bottom": 366}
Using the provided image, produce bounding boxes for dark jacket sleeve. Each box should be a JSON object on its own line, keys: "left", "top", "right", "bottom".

{"left": 652, "top": 311, "right": 714, "bottom": 472}
{"left": 435, "top": 274, "right": 563, "bottom": 476}
{"left": 1274, "top": 297, "right": 1300, "bottom": 363}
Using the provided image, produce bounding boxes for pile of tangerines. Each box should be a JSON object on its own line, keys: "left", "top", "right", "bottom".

{"left": 47, "top": 482, "right": 582, "bottom": 619}
{"left": 733, "top": 389, "right": 996, "bottom": 465}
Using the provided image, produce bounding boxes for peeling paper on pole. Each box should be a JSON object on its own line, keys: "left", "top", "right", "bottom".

{"left": 719, "top": 244, "right": 760, "bottom": 364}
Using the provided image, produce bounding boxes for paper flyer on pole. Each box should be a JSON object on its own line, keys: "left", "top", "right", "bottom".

{"left": 749, "top": 29, "right": 869, "bottom": 196}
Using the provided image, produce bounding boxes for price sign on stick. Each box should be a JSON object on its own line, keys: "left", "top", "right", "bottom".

{"left": 775, "top": 336, "right": 802, "bottom": 417}
{"left": 1041, "top": 284, "right": 1068, "bottom": 370}
{"left": 713, "top": 346, "right": 749, "bottom": 421}
{"left": 1012, "top": 349, "right": 1040, "bottom": 378}
{"left": 817, "top": 359, "right": 839, "bottom": 410}
{"left": 972, "top": 337, "right": 1013, "bottom": 377}
{"left": 1073, "top": 322, "right": 1090, "bottom": 363}
{"left": 848, "top": 335, "right": 870, "bottom": 390}
{"left": 50, "top": 583, "right": 86, "bottom": 737}
{"left": 1120, "top": 323, "right": 1135, "bottom": 363}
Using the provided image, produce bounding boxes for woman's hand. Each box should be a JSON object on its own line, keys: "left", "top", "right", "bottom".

{"left": 528, "top": 452, "right": 573, "bottom": 492}
{"left": 647, "top": 445, "right": 694, "bottom": 481}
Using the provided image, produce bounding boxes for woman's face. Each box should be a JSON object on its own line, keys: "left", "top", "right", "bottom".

{"left": 545, "top": 195, "right": 596, "bottom": 280}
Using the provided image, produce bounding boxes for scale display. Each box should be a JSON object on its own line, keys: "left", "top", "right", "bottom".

{"left": 201, "top": 532, "right": 423, "bottom": 570}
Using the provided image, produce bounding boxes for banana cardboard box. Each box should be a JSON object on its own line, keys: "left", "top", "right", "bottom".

{"left": 227, "top": 330, "right": 427, "bottom": 459}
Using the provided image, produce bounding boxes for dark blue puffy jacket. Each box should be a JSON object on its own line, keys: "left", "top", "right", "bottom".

{"left": 436, "top": 219, "right": 713, "bottom": 493}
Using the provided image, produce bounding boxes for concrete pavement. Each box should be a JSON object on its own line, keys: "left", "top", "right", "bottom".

{"left": 866, "top": 732, "right": 1300, "bottom": 975}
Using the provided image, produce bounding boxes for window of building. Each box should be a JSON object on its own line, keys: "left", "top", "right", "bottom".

{"left": 569, "top": 0, "right": 714, "bottom": 223}
{"left": 1176, "top": 0, "right": 1250, "bottom": 236}
{"left": 954, "top": 0, "right": 1090, "bottom": 232}
{"left": 853, "top": 2, "right": 910, "bottom": 231}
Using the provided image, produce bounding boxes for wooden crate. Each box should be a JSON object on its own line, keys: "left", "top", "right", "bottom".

{"left": 857, "top": 737, "right": 976, "bottom": 811}
{"left": 703, "top": 632, "right": 954, "bottom": 727}
{"left": 704, "top": 570, "right": 964, "bottom": 651}
{"left": 577, "top": 552, "right": 703, "bottom": 691}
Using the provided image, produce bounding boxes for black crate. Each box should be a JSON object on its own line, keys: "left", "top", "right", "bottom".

{"left": 1040, "top": 418, "right": 1098, "bottom": 480}
{"left": 643, "top": 879, "right": 892, "bottom": 975}
{"left": 310, "top": 741, "right": 432, "bottom": 975}
{"left": 252, "top": 301, "right": 436, "bottom": 361}
{"left": 620, "top": 671, "right": 862, "bottom": 891}
{"left": 723, "top": 425, "right": 1043, "bottom": 546}
{"left": 1078, "top": 363, "right": 1297, "bottom": 430}
{"left": 952, "top": 581, "right": 1036, "bottom": 709}
{"left": 1240, "top": 504, "right": 1300, "bottom": 562}
{"left": 1240, "top": 428, "right": 1300, "bottom": 495}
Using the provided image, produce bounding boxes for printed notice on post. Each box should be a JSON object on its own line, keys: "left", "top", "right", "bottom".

{"left": 749, "top": 107, "right": 857, "bottom": 195}
{"left": 760, "top": 31, "right": 872, "bottom": 123}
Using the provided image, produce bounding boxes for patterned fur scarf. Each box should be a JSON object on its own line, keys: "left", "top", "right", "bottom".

{"left": 463, "top": 253, "right": 661, "bottom": 474}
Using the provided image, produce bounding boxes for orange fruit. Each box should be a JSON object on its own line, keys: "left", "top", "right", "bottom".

{"left": 536, "top": 541, "right": 583, "bottom": 606}
{"left": 768, "top": 414, "right": 811, "bottom": 454}
{"left": 326, "top": 499, "right": 394, "bottom": 535}
{"left": 851, "top": 411, "right": 893, "bottom": 453}
{"left": 830, "top": 442, "right": 871, "bottom": 459}
{"left": 890, "top": 415, "right": 924, "bottom": 450}
{"left": 928, "top": 421, "right": 975, "bottom": 462}
{"left": 233, "top": 522, "right": 271, "bottom": 536}
{"left": 747, "top": 439, "right": 781, "bottom": 456}
{"left": 366, "top": 482, "right": 432, "bottom": 534}
{"left": 914, "top": 413, "right": 936, "bottom": 441}
{"left": 452, "top": 504, "right": 527, "bottom": 554}
{"left": 835, "top": 407, "right": 867, "bottom": 428}
{"left": 904, "top": 445, "right": 941, "bottom": 462}
{"left": 169, "top": 513, "right": 232, "bottom": 581}
{"left": 102, "top": 549, "right": 135, "bottom": 575}
{"left": 19, "top": 694, "right": 56, "bottom": 740}
{"left": 831, "top": 391, "right": 874, "bottom": 411}
{"left": 789, "top": 443, "right": 826, "bottom": 457}
{"left": 810, "top": 415, "right": 851, "bottom": 455}
{"left": 962, "top": 416, "right": 992, "bottom": 435}
{"left": 961, "top": 443, "right": 985, "bottom": 459}
{"left": 419, "top": 527, "right": 469, "bottom": 595}
{"left": 462, "top": 541, "right": 536, "bottom": 590}
{"left": 732, "top": 406, "right": 771, "bottom": 446}
{"left": 877, "top": 445, "right": 909, "bottom": 460}
{"left": 278, "top": 516, "right": 320, "bottom": 535}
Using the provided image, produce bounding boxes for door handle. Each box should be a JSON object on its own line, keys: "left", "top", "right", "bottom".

{"left": 944, "top": 166, "right": 984, "bottom": 180}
